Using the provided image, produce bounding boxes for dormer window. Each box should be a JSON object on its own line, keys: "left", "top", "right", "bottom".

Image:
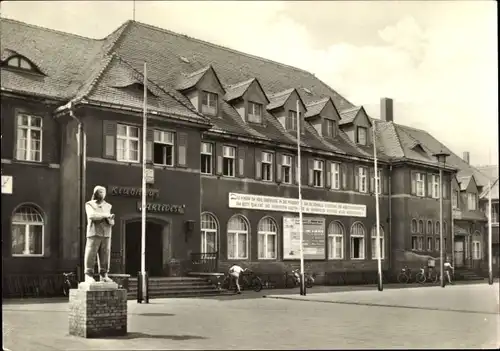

{"left": 201, "top": 91, "right": 218, "bottom": 115}
{"left": 286, "top": 111, "right": 297, "bottom": 131}
{"left": 325, "top": 119, "right": 336, "bottom": 138}
{"left": 467, "top": 193, "right": 477, "bottom": 210}
{"left": 7, "top": 56, "right": 32, "bottom": 70}
{"left": 248, "top": 102, "right": 262, "bottom": 123}
{"left": 356, "top": 126, "right": 367, "bottom": 145}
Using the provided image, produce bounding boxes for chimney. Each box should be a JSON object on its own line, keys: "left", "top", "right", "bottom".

{"left": 463, "top": 151, "right": 470, "bottom": 164}
{"left": 380, "top": 97, "right": 393, "bottom": 122}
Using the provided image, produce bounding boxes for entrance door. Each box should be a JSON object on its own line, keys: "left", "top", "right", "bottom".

{"left": 125, "top": 221, "right": 164, "bottom": 276}
{"left": 454, "top": 238, "right": 465, "bottom": 268}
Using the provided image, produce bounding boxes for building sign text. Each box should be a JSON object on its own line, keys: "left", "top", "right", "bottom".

{"left": 283, "top": 217, "right": 325, "bottom": 260}
{"left": 108, "top": 186, "right": 159, "bottom": 198}
{"left": 136, "top": 202, "right": 185, "bottom": 214}
{"left": 2, "top": 175, "right": 13, "bottom": 194}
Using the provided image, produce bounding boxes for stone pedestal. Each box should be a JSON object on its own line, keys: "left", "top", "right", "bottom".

{"left": 69, "top": 282, "right": 127, "bottom": 338}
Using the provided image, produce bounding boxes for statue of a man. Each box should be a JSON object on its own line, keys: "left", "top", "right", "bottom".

{"left": 83, "top": 185, "right": 115, "bottom": 284}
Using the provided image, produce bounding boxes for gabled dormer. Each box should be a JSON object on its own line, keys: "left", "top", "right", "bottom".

{"left": 339, "top": 106, "right": 372, "bottom": 146}
{"left": 176, "top": 65, "right": 225, "bottom": 117}
{"left": 267, "top": 88, "right": 306, "bottom": 134}
{"left": 224, "top": 78, "right": 270, "bottom": 124}
{"left": 1, "top": 49, "right": 44, "bottom": 75}
{"left": 304, "top": 97, "right": 340, "bottom": 139}
{"left": 459, "top": 175, "right": 480, "bottom": 212}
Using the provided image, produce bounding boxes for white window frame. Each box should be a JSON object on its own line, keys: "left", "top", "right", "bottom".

{"left": 261, "top": 151, "right": 273, "bottom": 182}
{"left": 416, "top": 172, "right": 425, "bottom": 197}
{"left": 222, "top": 146, "right": 236, "bottom": 177}
{"left": 11, "top": 205, "right": 45, "bottom": 257}
{"left": 227, "top": 215, "right": 249, "bottom": 260}
{"left": 432, "top": 174, "right": 440, "bottom": 199}
{"left": 467, "top": 193, "right": 477, "bottom": 210}
{"left": 7, "top": 56, "right": 33, "bottom": 70}
{"left": 16, "top": 114, "right": 43, "bottom": 162}
{"left": 492, "top": 203, "right": 499, "bottom": 224}
{"left": 427, "top": 237, "right": 433, "bottom": 251}
{"left": 331, "top": 162, "right": 340, "bottom": 190}
{"left": 328, "top": 221, "right": 344, "bottom": 260}
{"left": 435, "top": 237, "right": 441, "bottom": 251}
{"left": 258, "top": 217, "right": 277, "bottom": 260}
{"left": 248, "top": 102, "right": 262, "bottom": 123}
{"left": 201, "top": 213, "right": 218, "bottom": 253}
{"left": 201, "top": 91, "right": 217, "bottom": 115}
{"left": 116, "top": 124, "right": 140, "bottom": 163}
{"left": 357, "top": 126, "right": 367, "bottom": 145}
{"left": 281, "top": 155, "right": 292, "bottom": 184}
{"left": 472, "top": 240, "right": 481, "bottom": 260}
{"left": 313, "top": 160, "right": 324, "bottom": 187}
{"left": 435, "top": 221, "right": 440, "bottom": 235}
{"left": 153, "top": 130, "right": 174, "bottom": 166}
{"left": 452, "top": 190, "right": 459, "bottom": 209}
{"left": 200, "top": 142, "right": 213, "bottom": 175}
{"left": 370, "top": 225, "right": 385, "bottom": 259}
{"left": 325, "top": 119, "right": 335, "bottom": 137}
{"left": 358, "top": 166, "right": 368, "bottom": 193}
{"left": 286, "top": 110, "right": 297, "bottom": 131}
{"left": 350, "top": 222, "right": 365, "bottom": 260}
{"left": 412, "top": 236, "right": 423, "bottom": 251}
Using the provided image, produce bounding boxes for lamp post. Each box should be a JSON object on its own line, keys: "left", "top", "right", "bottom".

{"left": 433, "top": 151, "right": 450, "bottom": 288}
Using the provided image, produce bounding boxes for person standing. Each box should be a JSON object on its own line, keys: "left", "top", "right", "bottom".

{"left": 444, "top": 258, "right": 454, "bottom": 285}
{"left": 228, "top": 264, "right": 246, "bottom": 294}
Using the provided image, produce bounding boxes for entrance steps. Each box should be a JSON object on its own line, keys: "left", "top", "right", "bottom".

{"left": 127, "top": 276, "right": 233, "bottom": 299}
{"left": 454, "top": 269, "right": 484, "bottom": 281}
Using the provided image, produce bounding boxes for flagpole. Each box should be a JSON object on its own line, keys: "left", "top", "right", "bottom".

{"left": 296, "top": 99, "right": 305, "bottom": 296}
{"left": 140, "top": 62, "right": 148, "bottom": 302}
{"left": 372, "top": 123, "right": 383, "bottom": 291}
{"left": 488, "top": 180, "right": 493, "bottom": 285}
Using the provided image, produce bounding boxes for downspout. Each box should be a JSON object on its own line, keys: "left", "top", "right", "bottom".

{"left": 68, "top": 101, "right": 86, "bottom": 282}
{"left": 388, "top": 163, "right": 393, "bottom": 278}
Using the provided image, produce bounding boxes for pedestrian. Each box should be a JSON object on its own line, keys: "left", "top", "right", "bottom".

{"left": 444, "top": 258, "right": 454, "bottom": 285}
{"left": 228, "top": 264, "right": 246, "bottom": 294}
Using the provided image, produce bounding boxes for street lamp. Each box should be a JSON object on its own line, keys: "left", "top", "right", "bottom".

{"left": 433, "top": 151, "right": 450, "bottom": 288}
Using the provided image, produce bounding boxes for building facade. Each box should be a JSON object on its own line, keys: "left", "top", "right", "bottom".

{"left": 2, "top": 18, "right": 486, "bottom": 294}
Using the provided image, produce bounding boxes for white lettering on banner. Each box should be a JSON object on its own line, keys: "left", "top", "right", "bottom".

{"left": 283, "top": 217, "right": 326, "bottom": 260}
{"left": 2, "top": 175, "right": 13, "bottom": 194}
{"left": 228, "top": 193, "right": 366, "bottom": 217}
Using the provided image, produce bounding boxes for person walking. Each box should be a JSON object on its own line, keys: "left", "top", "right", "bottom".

{"left": 228, "top": 264, "right": 246, "bottom": 294}
{"left": 444, "top": 258, "right": 454, "bottom": 285}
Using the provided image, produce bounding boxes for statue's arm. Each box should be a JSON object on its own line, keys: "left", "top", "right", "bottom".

{"left": 85, "top": 203, "right": 110, "bottom": 221}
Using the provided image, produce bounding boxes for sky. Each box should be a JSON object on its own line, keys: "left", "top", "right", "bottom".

{"left": 1, "top": 1, "right": 498, "bottom": 166}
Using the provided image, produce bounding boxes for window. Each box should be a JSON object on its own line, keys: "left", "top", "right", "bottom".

{"left": 248, "top": 102, "right": 262, "bottom": 123}
{"left": 15, "top": 114, "right": 43, "bottom": 162}
{"left": 223, "top": 146, "right": 236, "bottom": 177}
{"left": 452, "top": 190, "right": 459, "bottom": 208}
{"left": 227, "top": 215, "right": 248, "bottom": 259}
{"left": 371, "top": 170, "right": 382, "bottom": 193}
{"left": 443, "top": 221, "right": 447, "bottom": 234}
{"left": 7, "top": 56, "right": 33, "bottom": 70}
{"left": 328, "top": 221, "right": 344, "bottom": 259}
{"left": 153, "top": 130, "right": 174, "bottom": 166}
{"left": 201, "top": 213, "right": 218, "bottom": 253}
{"left": 435, "top": 238, "right": 441, "bottom": 251}
{"left": 435, "top": 221, "right": 440, "bottom": 235}
{"left": 491, "top": 203, "right": 499, "bottom": 224}
{"left": 258, "top": 217, "right": 277, "bottom": 259}
{"left": 411, "top": 219, "right": 418, "bottom": 233}
{"left": 356, "top": 126, "right": 367, "bottom": 145}
{"left": 350, "top": 222, "right": 365, "bottom": 259}
{"left": 286, "top": 111, "right": 297, "bottom": 131}
{"left": 418, "top": 220, "right": 424, "bottom": 234}
{"left": 467, "top": 193, "right": 477, "bottom": 210}
{"left": 281, "top": 155, "right": 292, "bottom": 184}
{"left": 370, "top": 225, "right": 385, "bottom": 259}
{"left": 472, "top": 240, "right": 481, "bottom": 260}
{"left": 427, "top": 237, "right": 433, "bottom": 251}
{"left": 358, "top": 167, "right": 368, "bottom": 193}
{"left": 201, "top": 91, "right": 217, "bottom": 115}
{"left": 313, "top": 160, "right": 324, "bottom": 187}
{"left": 325, "top": 119, "right": 335, "bottom": 137}
{"left": 415, "top": 172, "right": 425, "bottom": 197}
{"left": 427, "top": 220, "right": 433, "bottom": 234}
{"left": 261, "top": 152, "right": 273, "bottom": 182}
{"left": 431, "top": 174, "right": 440, "bottom": 199}
{"left": 11, "top": 205, "right": 44, "bottom": 256}
{"left": 201, "top": 142, "right": 213, "bottom": 174}
{"left": 412, "top": 236, "right": 423, "bottom": 251}
{"left": 117, "top": 124, "right": 140, "bottom": 162}
{"left": 331, "top": 162, "right": 340, "bottom": 190}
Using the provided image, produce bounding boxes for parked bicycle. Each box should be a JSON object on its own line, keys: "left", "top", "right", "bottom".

{"left": 397, "top": 266, "right": 416, "bottom": 284}
{"left": 286, "top": 269, "right": 314, "bottom": 289}
{"left": 63, "top": 272, "right": 77, "bottom": 296}
{"left": 221, "top": 269, "right": 263, "bottom": 292}
{"left": 415, "top": 266, "right": 439, "bottom": 284}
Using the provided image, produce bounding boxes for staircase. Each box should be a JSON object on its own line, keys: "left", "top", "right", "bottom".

{"left": 454, "top": 269, "right": 484, "bottom": 281}
{"left": 127, "top": 276, "right": 233, "bottom": 299}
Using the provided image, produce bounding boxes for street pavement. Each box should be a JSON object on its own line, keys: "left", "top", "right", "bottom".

{"left": 3, "top": 282, "right": 499, "bottom": 350}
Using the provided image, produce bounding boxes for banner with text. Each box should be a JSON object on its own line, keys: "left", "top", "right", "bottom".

{"left": 228, "top": 193, "right": 366, "bottom": 217}
{"left": 283, "top": 217, "right": 326, "bottom": 260}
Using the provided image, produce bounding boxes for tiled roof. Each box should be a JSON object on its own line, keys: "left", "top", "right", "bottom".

{"left": 458, "top": 176, "right": 472, "bottom": 191}
{"left": 266, "top": 88, "right": 295, "bottom": 111}
{"left": 339, "top": 106, "right": 361, "bottom": 125}
{"left": 176, "top": 65, "right": 211, "bottom": 91}
{"left": 305, "top": 98, "right": 329, "bottom": 118}
{"left": 223, "top": 78, "right": 255, "bottom": 102}
{"left": 477, "top": 165, "right": 499, "bottom": 199}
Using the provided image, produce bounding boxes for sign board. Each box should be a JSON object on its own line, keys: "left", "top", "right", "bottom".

{"left": 108, "top": 186, "right": 159, "bottom": 198}
{"left": 145, "top": 167, "right": 155, "bottom": 184}
{"left": 136, "top": 202, "right": 185, "bottom": 214}
{"left": 228, "top": 193, "right": 366, "bottom": 217}
{"left": 2, "top": 175, "right": 13, "bottom": 194}
{"left": 283, "top": 217, "right": 326, "bottom": 260}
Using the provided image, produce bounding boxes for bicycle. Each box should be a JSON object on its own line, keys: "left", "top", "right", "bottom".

{"left": 397, "top": 266, "right": 415, "bottom": 284}
{"left": 63, "top": 272, "right": 78, "bottom": 296}
{"left": 286, "top": 269, "right": 314, "bottom": 289}
{"left": 221, "top": 269, "right": 263, "bottom": 292}
{"left": 415, "top": 266, "right": 439, "bottom": 284}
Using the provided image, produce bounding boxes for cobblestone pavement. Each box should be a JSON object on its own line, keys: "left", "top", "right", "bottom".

{"left": 3, "top": 282, "right": 499, "bottom": 350}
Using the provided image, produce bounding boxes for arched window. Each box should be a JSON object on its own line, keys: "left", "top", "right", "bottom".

{"left": 227, "top": 215, "right": 249, "bottom": 259}
{"left": 201, "top": 213, "right": 218, "bottom": 253}
{"left": 350, "top": 222, "right": 365, "bottom": 259}
{"left": 443, "top": 221, "right": 447, "bottom": 234}
{"left": 427, "top": 220, "right": 433, "bottom": 234}
{"left": 6, "top": 56, "right": 33, "bottom": 70}
{"left": 411, "top": 219, "right": 417, "bottom": 233}
{"left": 370, "top": 225, "right": 385, "bottom": 259}
{"left": 328, "top": 221, "right": 344, "bottom": 259}
{"left": 11, "top": 205, "right": 44, "bottom": 256}
{"left": 435, "top": 221, "right": 440, "bottom": 235}
{"left": 418, "top": 220, "right": 424, "bottom": 234}
{"left": 258, "top": 217, "right": 277, "bottom": 259}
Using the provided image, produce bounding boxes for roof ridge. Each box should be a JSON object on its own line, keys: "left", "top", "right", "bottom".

{"left": 0, "top": 16, "right": 103, "bottom": 41}
{"left": 75, "top": 54, "right": 116, "bottom": 101}
{"left": 306, "top": 97, "right": 330, "bottom": 106}
{"left": 185, "top": 65, "right": 211, "bottom": 78}
{"left": 340, "top": 106, "right": 360, "bottom": 114}
{"left": 101, "top": 20, "right": 133, "bottom": 57}
{"left": 268, "top": 87, "right": 295, "bottom": 99}
{"left": 226, "top": 78, "right": 255, "bottom": 89}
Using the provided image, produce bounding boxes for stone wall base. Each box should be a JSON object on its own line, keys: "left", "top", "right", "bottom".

{"left": 69, "top": 287, "right": 127, "bottom": 338}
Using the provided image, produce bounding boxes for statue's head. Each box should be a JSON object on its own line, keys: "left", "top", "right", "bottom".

{"left": 92, "top": 185, "right": 106, "bottom": 201}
